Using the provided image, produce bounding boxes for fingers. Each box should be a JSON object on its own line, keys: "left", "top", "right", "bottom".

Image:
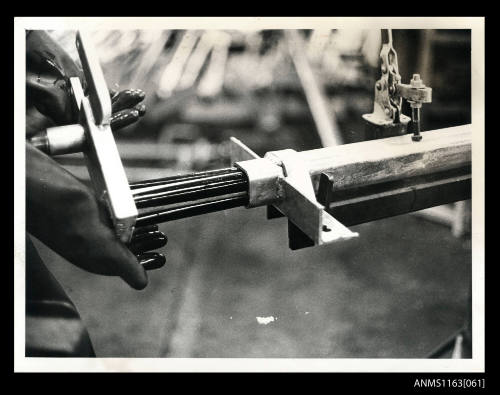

{"left": 26, "top": 144, "right": 149, "bottom": 290}
{"left": 109, "top": 89, "right": 147, "bottom": 131}
{"left": 133, "top": 224, "right": 159, "bottom": 236}
{"left": 135, "top": 103, "right": 146, "bottom": 116}
{"left": 128, "top": 230, "right": 168, "bottom": 255}
{"left": 111, "top": 244, "right": 149, "bottom": 290}
{"left": 110, "top": 103, "right": 146, "bottom": 130}
{"left": 111, "top": 89, "right": 146, "bottom": 113}
{"left": 137, "top": 252, "right": 166, "bottom": 271}
{"left": 110, "top": 108, "right": 140, "bottom": 131}
{"left": 26, "top": 31, "right": 86, "bottom": 125}
{"left": 128, "top": 226, "right": 168, "bottom": 272}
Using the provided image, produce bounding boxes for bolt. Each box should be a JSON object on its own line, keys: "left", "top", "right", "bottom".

{"left": 410, "top": 73, "right": 425, "bottom": 88}
{"left": 388, "top": 86, "right": 395, "bottom": 94}
{"left": 376, "top": 82, "right": 382, "bottom": 90}
{"left": 381, "top": 65, "right": 387, "bottom": 74}
{"left": 411, "top": 105, "right": 422, "bottom": 142}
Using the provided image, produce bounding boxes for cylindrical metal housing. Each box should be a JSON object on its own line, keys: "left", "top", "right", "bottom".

{"left": 45, "top": 124, "right": 86, "bottom": 155}
{"left": 235, "top": 158, "right": 283, "bottom": 207}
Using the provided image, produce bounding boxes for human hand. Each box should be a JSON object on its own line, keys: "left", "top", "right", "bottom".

{"left": 26, "top": 30, "right": 146, "bottom": 132}
{"left": 26, "top": 143, "right": 167, "bottom": 289}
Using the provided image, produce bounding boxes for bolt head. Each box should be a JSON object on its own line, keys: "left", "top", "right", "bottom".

{"left": 410, "top": 73, "right": 425, "bottom": 88}
{"left": 376, "top": 82, "right": 382, "bottom": 90}
{"left": 412, "top": 134, "right": 422, "bottom": 142}
{"left": 381, "top": 65, "right": 387, "bottom": 73}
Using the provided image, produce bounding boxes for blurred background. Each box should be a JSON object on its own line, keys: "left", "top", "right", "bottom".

{"left": 34, "top": 28, "right": 472, "bottom": 357}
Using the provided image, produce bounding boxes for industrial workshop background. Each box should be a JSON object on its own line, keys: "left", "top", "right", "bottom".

{"left": 31, "top": 29, "right": 472, "bottom": 358}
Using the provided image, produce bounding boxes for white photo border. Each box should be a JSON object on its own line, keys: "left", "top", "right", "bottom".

{"left": 14, "top": 16, "right": 485, "bottom": 372}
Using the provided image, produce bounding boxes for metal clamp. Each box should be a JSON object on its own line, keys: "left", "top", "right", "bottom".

{"left": 231, "top": 138, "right": 358, "bottom": 250}
{"left": 28, "top": 31, "right": 137, "bottom": 243}
{"left": 76, "top": 31, "right": 137, "bottom": 243}
{"left": 362, "top": 29, "right": 411, "bottom": 139}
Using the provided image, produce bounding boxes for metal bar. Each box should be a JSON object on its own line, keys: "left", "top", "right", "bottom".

{"left": 137, "top": 191, "right": 248, "bottom": 214}
{"left": 300, "top": 125, "right": 471, "bottom": 188}
{"left": 75, "top": 31, "right": 112, "bottom": 125}
{"left": 132, "top": 171, "right": 247, "bottom": 196}
{"left": 134, "top": 180, "right": 248, "bottom": 209}
{"left": 136, "top": 196, "right": 248, "bottom": 227}
{"left": 326, "top": 167, "right": 471, "bottom": 227}
{"left": 79, "top": 90, "right": 137, "bottom": 244}
{"left": 129, "top": 167, "right": 242, "bottom": 190}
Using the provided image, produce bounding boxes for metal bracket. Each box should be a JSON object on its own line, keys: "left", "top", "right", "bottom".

{"left": 362, "top": 29, "right": 410, "bottom": 139}
{"left": 231, "top": 138, "right": 358, "bottom": 250}
{"left": 74, "top": 31, "right": 137, "bottom": 243}
{"left": 26, "top": 31, "right": 137, "bottom": 243}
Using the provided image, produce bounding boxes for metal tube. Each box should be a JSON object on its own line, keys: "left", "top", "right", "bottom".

{"left": 138, "top": 191, "right": 248, "bottom": 214}
{"left": 136, "top": 196, "right": 248, "bottom": 226}
{"left": 129, "top": 167, "right": 241, "bottom": 190}
{"left": 132, "top": 172, "right": 247, "bottom": 197}
{"left": 134, "top": 179, "right": 248, "bottom": 208}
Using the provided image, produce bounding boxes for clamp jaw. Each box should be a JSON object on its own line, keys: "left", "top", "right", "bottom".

{"left": 28, "top": 31, "right": 137, "bottom": 243}
{"left": 363, "top": 30, "right": 432, "bottom": 141}
{"left": 230, "top": 138, "right": 358, "bottom": 250}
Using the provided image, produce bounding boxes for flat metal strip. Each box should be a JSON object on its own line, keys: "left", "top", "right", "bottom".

{"left": 76, "top": 31, "right": 112, "bottom": 125}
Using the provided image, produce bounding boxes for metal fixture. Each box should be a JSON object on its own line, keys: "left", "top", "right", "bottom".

{"left": 363, "top": 30, "right": 432, "bottom": 142}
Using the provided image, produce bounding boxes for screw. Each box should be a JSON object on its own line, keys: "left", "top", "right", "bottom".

{"left": 411, "top": 103, "right": 422, "bottom": 142}
{"left": 376, "top": 82, "right": 382, "bottom": 90}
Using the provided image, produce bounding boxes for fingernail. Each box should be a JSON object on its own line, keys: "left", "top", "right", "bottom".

{"left": 134, "top": 103, "right": 146, "bottom": 116}
{"left": 137, "top": 252, "right": 166, "bottom": 271}
{"left": 111, "top": 89, "right": 145, "bottom": 112}
{"left": 129, "top": 231, "right": 168, "bottom": 254}
{"left": 111, "top": 109, "right": 139, "bottom": 131}
{"left": 133, "top": 224, "right": 159, "bottom": 236}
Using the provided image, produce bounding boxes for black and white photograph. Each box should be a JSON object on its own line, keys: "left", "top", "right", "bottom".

{"left": 14, "top": 17, "right": 485, "bottom": 374}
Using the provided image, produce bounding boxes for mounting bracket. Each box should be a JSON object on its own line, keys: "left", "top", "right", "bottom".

{"left": 230, "top": 138, "right": 358, "bottom": 250}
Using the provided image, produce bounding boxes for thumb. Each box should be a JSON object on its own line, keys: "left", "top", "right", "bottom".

{"left": 103, "top": 238, "right": 149, "bottom": 290}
